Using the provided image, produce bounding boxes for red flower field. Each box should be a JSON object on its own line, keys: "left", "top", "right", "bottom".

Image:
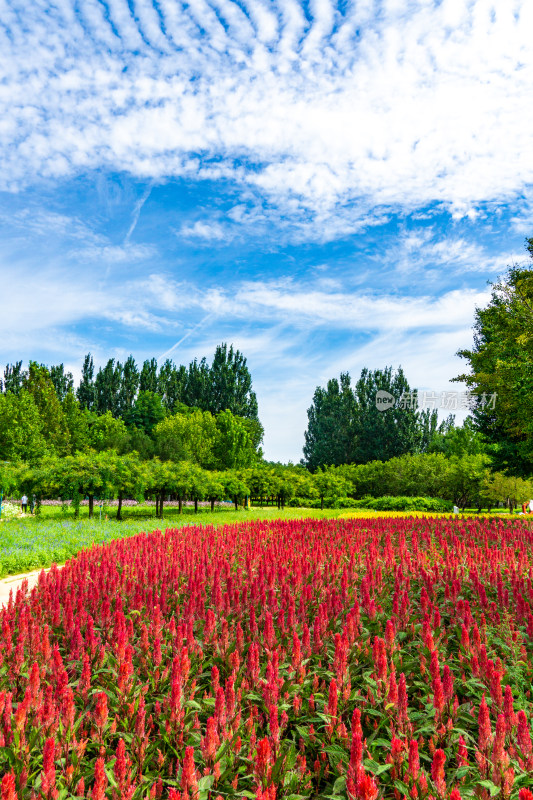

{"left": 1, "top": 516, "right": 533, "bottom": 800}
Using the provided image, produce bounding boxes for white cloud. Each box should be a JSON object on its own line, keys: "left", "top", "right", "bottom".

{"left": 179, "top": 220, "right": 232, "bottom": 241}
{"left": 1, "top": 0, "right": 532, "bottom": 237}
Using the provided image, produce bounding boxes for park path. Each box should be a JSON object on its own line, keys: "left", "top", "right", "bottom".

{"left": 0, "top": 567, "right": 52, "bottom": 609}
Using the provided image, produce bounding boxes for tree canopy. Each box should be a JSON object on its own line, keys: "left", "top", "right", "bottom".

{"left": 457, "top": 237, "right": 533, "bottom": 476}
{"left": 303, "top": 366, "right": 450, "bottom": 469}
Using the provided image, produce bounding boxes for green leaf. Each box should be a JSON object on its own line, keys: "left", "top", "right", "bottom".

{"left": 332, "top": 776, "right": 346, "bottom": 795}
{"left": 394, "top": 779, "right": 411, "bottom": 795}
{"left": 477, "top": 780, "right": 500, "bottom": 797}
{"left": 197, "top": 775, "right": 214, "bottom": 792}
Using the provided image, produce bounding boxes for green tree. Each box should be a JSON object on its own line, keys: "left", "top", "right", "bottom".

{"left": 87, "top": 411, "right": 129, "bottom": 452}
{"left": 25, "top": 362, "right": 70, "bottom": 456}
{"left": 157, "top": 360, "right": 187, "bottom": 413}
{"left": 0, "top": 390, "right": 48, "bottom": 462}
{"left": 204, "top": 471, "right": 225, "bottom": 512}
{"left": 313, "top": 466, "right": 351, "bottom": 509}
{"left": 47, "top": 452, "right": 110, "bottom": 518}
{"left": 428, "top": 416, "right": 487, "bottom": 458}
{"left": 213, "top": 410, "right": 259, "bottom": 469}
{"left": 1, "top": 361, "right": 26, "bottom": 394}
{"left": 457, "top": 239, "right": 533, "bottom": 475}
{"left": 220, "top": 469, "right": 250, "bottom": 510}
{"left": 480, "top": 471, "right": 533, "bottom": 513}
{"left": 147, "top": 458, "right": 178, "bottom": 519}
{"left": 154, "top": 409, "right": 217, "bottom": 468}
{"left": 77, "top": 354, "right": 96, "bottom": 411}
{"left": 352, "top": 367, "right": 420, "bottom": 464}
{"left": 418, "top": 409, "right": 454, "bottom": 453}
{"left": 208, "top": 343, "right": 259, "bottom": 419}
{"left": 49, "top": 364, "right": 74, "bottom": 401}
{"left": 183, "top": 358, "right": 211, "bottom": 410}
{"left": 126, "top": 390, "right": 165, "bottom": 435}
{"left": 441, "top": 453, "right": 490, "bottom": 510}
{"left": 106, "top": 452, "right": 145, "bottom": 520}
{"left": 95, "top": 359, "right": 123, "bottom": 416}
{"left": 119, "top": 355, "right": 140, "bottom": 417}
{"left": 139, "top": 358, "right": 158, "bottom": 393}
{"left": 303, "top": 372, "right": 357, "bottom": 470}
{"left": 62, "top": 391, "right": 90, "bottom": 453}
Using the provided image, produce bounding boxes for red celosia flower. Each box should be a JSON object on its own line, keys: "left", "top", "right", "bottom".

{"left": 255, "top": 737, "right": 273, "bottom": 784}
{"left": 1, "top": 773, "right": 17, "bottom": 800}
{"left": 408, "top": 739, "right": 419, "bottom": 779}
{"left": 431, "top": 748, "right": 446, "bottom": 797}
{"left": 478, "top": 695, "right": 491, "bottom": 752}
{"left": 181, "top": 746, "right": 198, "bottom": 798}
{"left": 41, "top": 738, "right": 56, "bottom": 799}
{"left": 92, "top": 757, "right": 107, "bottom": 800}
{"left": 356, "top": 772, "right": 379, "bottom": 800}
{"left": 201, "top": 717, "right": 220, "bottom": 762}
{"left": 94, "top": 692, "right": 108, "bottom": 732}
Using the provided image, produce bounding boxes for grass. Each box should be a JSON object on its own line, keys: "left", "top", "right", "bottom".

{"left": 0, "top": 505, "right": 342, "bottom": 578}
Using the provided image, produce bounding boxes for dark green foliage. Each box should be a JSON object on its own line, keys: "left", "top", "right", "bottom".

{"left": 94, "top": 359, "right": 123, "bottom": 416}
{"left": 457, "top": 237, "right": 533, "bottom": 476}
{"left": 126, "top": 390, "right": 166, "bottom": 434}
{"left": 1, "top": 361, "right": 25, "bottom": 394}
{"left": 303, "top": 372, "right": 356, "bottom": 470}
{"left": 77, "top": 353, "right": 96, "bottom": 411}
{"left": 351, "top": 366, "right": 421, "bottom": 463}
{"left": 49, "top": 363, "right": 74, "bottom": 401}
{"left": 139, "top": 357, "right": 159, "bottom": 393}
{"left": 208, "top": 343, "right": 259, "bottom": 419}
{"left": 157, "top": 359, "right": 187, "bottom": 412}
{"left": 303, "top": 366, "right": 448, "bottom": 469}
{"left": 119, "top": 355, "right": 140, "bottom": 416}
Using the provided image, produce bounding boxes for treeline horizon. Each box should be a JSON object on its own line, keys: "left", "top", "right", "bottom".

{"left": 0, "top": 343, "right": 264, "bottom": 469}
{"left": 1, "top": 342, "right": 259, "bottom": 420}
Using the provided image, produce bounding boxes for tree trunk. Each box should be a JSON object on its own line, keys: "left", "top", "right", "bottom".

{"left": 88, "top": 494, "right": 94, "bottom": 519}
{"left": 159, "top": 491, "right": 164, "bottom": 519}
{"left": 234, "top": 495, "right": 238, "bottom": 510}
{"left": 194, "top": 498, "right": 198, "bottom": 514}
{"left": 116, "top": 493, "right": 123, "bottom": 521}
{"left": 155, "top": 496, "right": 159, "bottom": 516}
{"left": 321, "top": 496, "right": 324, "bottom": 510}
{"left": 211, "top": 498, "right": 215, "bottom": 512}
{"left": 179, "top": 497, "right": 182, "bottom": 514}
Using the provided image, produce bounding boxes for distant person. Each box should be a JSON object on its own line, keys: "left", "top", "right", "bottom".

{"left": 21, "top": 494, "right": 28, "bottom": 513}
{"left": 529, "top": 499, "right": 533, "bottom": 514}
{"left": 30, "top": 495, "right": 35, "bottom": 514}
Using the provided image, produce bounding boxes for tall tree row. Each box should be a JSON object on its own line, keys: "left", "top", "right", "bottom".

{"left": 303, "top": 366, "right": 453, "bottom": 469}
{"left": 2, "top": 343, "right": 259, "bottom": 421}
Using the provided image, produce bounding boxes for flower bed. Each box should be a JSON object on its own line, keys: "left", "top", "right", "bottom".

{"left": 1, "top": 516, "right": 533, "bottom": 799}
{"left": 0, "top": 502, "right": 23, "bottom": 521}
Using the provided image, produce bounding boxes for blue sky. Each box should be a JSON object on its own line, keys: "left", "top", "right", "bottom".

{"left": 1, "top": 0, "right": 532, "bottom": 461}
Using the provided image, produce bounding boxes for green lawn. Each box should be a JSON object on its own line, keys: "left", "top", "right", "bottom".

{"left": 0, "top": 505, "right": 342, "bottom": 578}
